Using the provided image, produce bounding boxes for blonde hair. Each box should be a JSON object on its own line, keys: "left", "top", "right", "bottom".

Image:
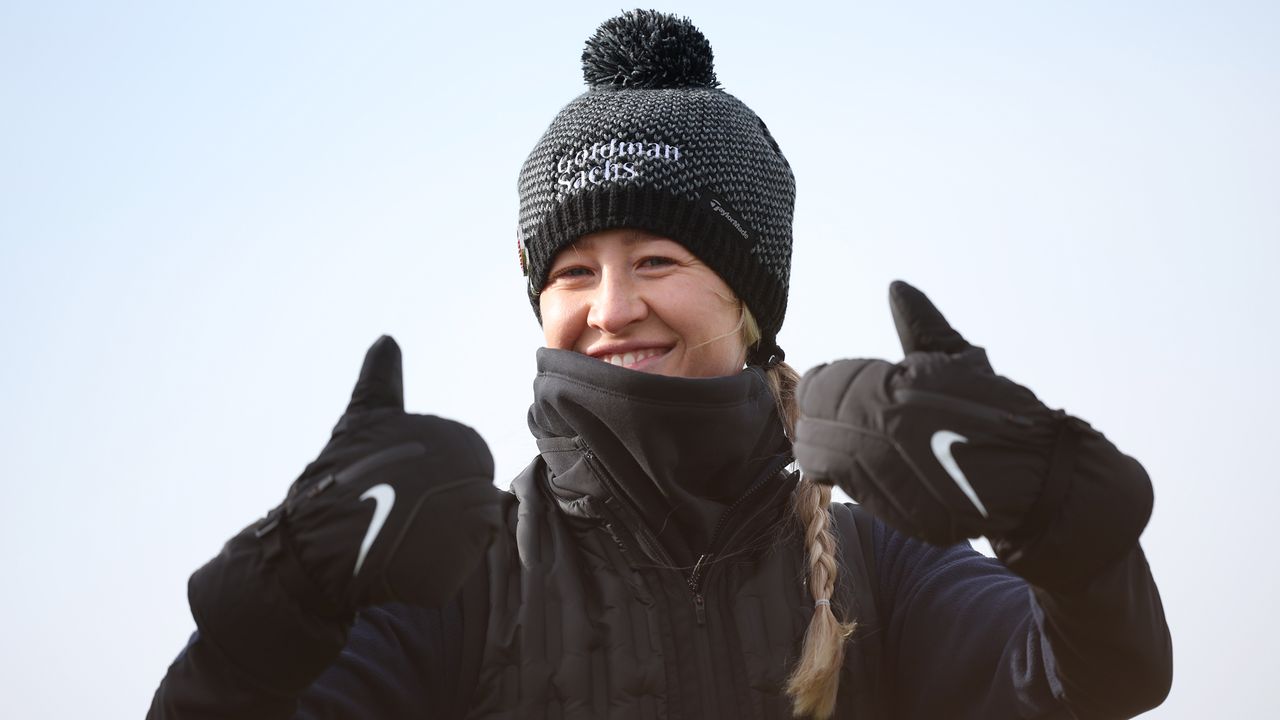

{"left": 742, "top": 307, "right": 855, "bottom": 719}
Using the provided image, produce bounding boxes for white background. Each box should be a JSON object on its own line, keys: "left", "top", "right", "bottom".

{"left": 2, "top": 1, "right": 1276, "bottom": 717}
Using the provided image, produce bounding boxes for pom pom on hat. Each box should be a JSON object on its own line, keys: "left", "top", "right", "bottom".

{"left": 523, "top": 9, "right": 795, "bottom": 365}
{"left": 581, "top": 9, "right": 719, "bottom": 89}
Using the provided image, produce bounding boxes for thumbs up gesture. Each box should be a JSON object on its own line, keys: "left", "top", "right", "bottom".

{"left": 177, "top": 336, "right": 502, "bottom": 695}
{"left": 794, "top": 282, "right": 1153, "bottom": 591}
{"left": 277, "top": 335, "right": 504, "bottom": 612}
{"left": 192, "top": 336, "right": 502, "bottom": 619}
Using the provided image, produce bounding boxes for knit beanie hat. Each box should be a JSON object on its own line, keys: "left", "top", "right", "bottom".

{"left": 517, "top": 9, "right": 795, "bottom": 365}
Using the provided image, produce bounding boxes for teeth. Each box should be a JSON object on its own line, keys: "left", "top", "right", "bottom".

{"left": 601, "top": 348, "right": 662, "bottom": 367}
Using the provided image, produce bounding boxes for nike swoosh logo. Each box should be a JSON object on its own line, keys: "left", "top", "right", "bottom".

{"left": 353, "top": 484, "right": 395, "bottom": 577}
{"left": 930, "top": 430, "right": 989, "bottom": 518}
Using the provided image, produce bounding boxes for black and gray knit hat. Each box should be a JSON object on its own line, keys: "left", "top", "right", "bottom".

{"left": 517, "top": 9, "right": 795, "bottom": 365}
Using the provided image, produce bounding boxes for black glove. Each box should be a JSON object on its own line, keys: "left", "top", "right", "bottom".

{"left": 186, "top": 336, "right": 503, "bottom": 691}
{"left": 795, "top": 281, "right": 1153, "bottom": 592}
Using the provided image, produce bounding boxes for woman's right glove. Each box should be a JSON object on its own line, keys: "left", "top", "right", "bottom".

{"left": 185, "top": 335, "right": 503, "bottom": 694}
{"left": 794, "top": 282, "right": 1153, "bottom": 593}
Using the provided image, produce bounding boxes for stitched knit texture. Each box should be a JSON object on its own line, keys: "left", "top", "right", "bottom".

{"left": 517, "top": 10, "right": 795, "bottom": 364}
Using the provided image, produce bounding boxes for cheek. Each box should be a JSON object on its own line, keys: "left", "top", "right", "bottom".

{"left": 658, "top": 284, "right": 746, "bottom": 364}
{"left": 538, "top": 291, "right": 585, "bottom": 350}
{"left": 669, "top": 284, "right": 737, "bottom": 336}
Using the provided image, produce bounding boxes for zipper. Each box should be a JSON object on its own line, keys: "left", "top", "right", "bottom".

{"left": 689, "top": 553, "right": 711, "bottom": 625}
{"left": 894, "top": 388, "right": 1035, "bottom": 427}
{"left": 602, "top": 522, "right": 629, "bottom": 554}
{"left": 697, "top": 455, "right": 790, "bottom": 562}
{"left": 685, "top": 455, "right": 792, "bottom": 623}
{"left": 581, "top": 442, "right": 783, "bottom": 717}
{"left": 580, "top": 448, "right": 679, "bottom": 570}
{"left": 582, "top": 443, "right": 791, "bottom": 626}
{"left": 689, "top": 553, "right": 711, "bottom": 592}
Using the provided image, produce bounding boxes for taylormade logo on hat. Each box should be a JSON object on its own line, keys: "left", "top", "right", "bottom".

{"left": 556, "top": 138, "right": 684, "bottom": 190}
{"left": 708, "top": 197, "right": 750, "bottom": 241}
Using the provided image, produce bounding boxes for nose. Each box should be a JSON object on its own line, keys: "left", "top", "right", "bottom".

{"left": 587, "top": 268, "right": 647, "bottom": 334}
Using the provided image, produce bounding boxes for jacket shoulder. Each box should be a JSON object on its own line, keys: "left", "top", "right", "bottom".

{"left": 828, "top": 502, "right": 882, "bottom": 637}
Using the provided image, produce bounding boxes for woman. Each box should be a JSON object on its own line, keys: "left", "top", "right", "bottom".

{"left": 149, "top": 10, "right": 1171, "bottom": 719}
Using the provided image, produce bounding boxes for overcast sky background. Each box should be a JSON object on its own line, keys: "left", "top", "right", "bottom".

{"left": 2, "top": 1, "right": 1277, "bottom": 718}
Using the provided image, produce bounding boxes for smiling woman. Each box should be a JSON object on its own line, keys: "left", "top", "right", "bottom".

{"left": 147, "top": 9, "right": 1172, "bottom": 720}
{"left": 539, "top": 230, "right": 748, "bottom": 378}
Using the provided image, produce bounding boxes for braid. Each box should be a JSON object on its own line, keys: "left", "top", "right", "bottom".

{"left": 743, "top": 305, "right": 855, "bottom": 718}
{"left": 785, "top": 478, "right": 855, "bottom": 718}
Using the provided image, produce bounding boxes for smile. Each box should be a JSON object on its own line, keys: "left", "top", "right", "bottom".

{"left": 599, "top": 347, "right": 668, "bottom": 369}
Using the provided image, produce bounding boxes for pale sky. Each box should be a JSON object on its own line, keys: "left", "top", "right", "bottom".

{"left": 2, "top": 1, "right": 1277, "bottom": 718}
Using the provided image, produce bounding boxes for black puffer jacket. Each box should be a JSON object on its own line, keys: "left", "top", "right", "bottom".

{"left": 149, "top": 350, "right": 1172, "bottom": 719}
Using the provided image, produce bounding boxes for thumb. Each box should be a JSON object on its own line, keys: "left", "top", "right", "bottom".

{"left": 344, "top": 335, "right": 405, "bottom": 416}
{"left": 889, "top": 280, "right": 972, "bottom": 355}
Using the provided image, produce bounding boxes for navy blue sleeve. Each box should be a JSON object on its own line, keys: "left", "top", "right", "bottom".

{"left": 1029, "top": 548, "right": 1172, "bottom": 719}
{"left": 148, "top": 601, "right": 466, "bottom": 720}
{"left": 298, "top": 602, "right": 466, "bottom": 719}
{"left": 874, "top": 522, "right": 1067, "bottom": 720}
{"left": 874, "top": 520, "right": 1170, "bottom": 720}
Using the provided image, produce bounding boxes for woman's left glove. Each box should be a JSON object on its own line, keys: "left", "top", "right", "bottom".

{"left": 182, "top": 336, "right": 503, "bottom": 695}
{"left": 794, "top": 281, "right": 1153, "bottom": 592}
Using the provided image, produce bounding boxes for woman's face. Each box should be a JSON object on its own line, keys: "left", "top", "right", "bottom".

{"left": 539, "top": 229, "right": 748, "bottom": 378}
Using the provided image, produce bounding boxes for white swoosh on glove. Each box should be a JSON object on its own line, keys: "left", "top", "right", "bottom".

{"left": 353, "top": 484, "right": 395, "bottom": 577}
{"left": 930, "top": 430, "right": 989, "bottom": 518}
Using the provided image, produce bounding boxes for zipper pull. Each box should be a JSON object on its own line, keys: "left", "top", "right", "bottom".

{"left": 689, "top": 552, "right": 712, "bottom": 591}
{"left": 694, "top": 593, "right": 706, "bottom": 625}
{"left": 603, "top": 522, "right": 629, "bottom": 553}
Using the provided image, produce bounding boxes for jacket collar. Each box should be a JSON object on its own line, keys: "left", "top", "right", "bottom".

{"left": 527, "top": 348, "right": 794, "bottom": 568}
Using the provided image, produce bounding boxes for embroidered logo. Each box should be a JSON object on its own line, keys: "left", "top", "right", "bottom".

{"left": 701, "top": 188, "right": 747, "bottom": 240}
{"left": 555, "top": 138, "right": 683, "bottom": 190}
{"left": 701, "top": 189, "right": 752, "bottom": 241}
